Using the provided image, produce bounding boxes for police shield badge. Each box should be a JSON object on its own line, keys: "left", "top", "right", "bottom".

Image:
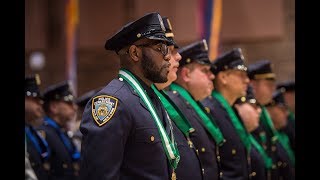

{"left": 92, "top": 95, "right": 118, "bottom": 126}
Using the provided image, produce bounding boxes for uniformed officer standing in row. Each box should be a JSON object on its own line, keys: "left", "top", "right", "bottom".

{"left": 79, "top": 12, "right": 180, "bottom": 180}
{"left": 152, "top": 16, "right": 203, "bottom": 180}
{"left": 265, "top": 90, "right": 295, "bottom": 180}
{"left": 25, "top": 74, "right": 50, "bottom": 180}
{"left": 167, "top": 39, "right": 225, "bottom": 180}
{"left": 234, "top": 85, "right": 273, "bottom": 180}
{"left": 248, "top": 59, "right": 293, "bottom": 180}
{"left": 39, "top": 81, "right": 80, "bottom": 180}
{"left": 276, "top": 81, "right": 295, "bottom": 152}
{"left": 201, "top": 48, "right": 251, "bottom": 180}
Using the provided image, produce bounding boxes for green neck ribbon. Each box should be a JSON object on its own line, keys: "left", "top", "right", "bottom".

{"left": 118, "top": 69, "right": 180, "bottom": 169}
{"left": 151, "top": 84, "right": 195, "bottom": 138}
{"left": 212, "top": 91, "right": 251, "bottom": 153}
{"left": 260, "top": 106, "right": 295, "bottom": 166}
{"left": 249, "top": 134, "right": 273, "bottom": 169}
{"left": 169, "top": 83, "right": 225, "bottom": 146}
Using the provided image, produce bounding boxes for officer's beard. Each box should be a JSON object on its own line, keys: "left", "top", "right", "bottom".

{"left": 141, "top": 51, "right": 169, "bottom": 83}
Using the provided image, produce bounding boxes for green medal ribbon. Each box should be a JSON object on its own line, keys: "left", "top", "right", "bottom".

{"left": 169, "top": 83, "right": 225, "bottom": 146}
{"left": 152, "top": 85, "right": 195, "bottom": 138}
{"left": 249, "top": 134, "right": 273, "bottom": 169}
{"left": 261, "top": 106, "right": 295, "bottom": 166}
{"left": 212, "top": 91, "right": 251, "bottom": 153}
{"left": 118, "top": 69, "right": 180, "bottom": 169}
{"left": 278, "top": 132, "right": 295, "bottom": 166}
{"left": 260, "top": 106, "right": 278, "bottom": 141}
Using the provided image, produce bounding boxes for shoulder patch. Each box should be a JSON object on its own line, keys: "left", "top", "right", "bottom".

{"left": 91, "top": 95, "right": 118, "bottom": 126}
{"left": 37, "top": 130, "right": 46, "bottom": 139}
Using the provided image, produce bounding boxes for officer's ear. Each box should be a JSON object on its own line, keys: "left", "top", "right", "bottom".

{"left": 48, "top": 101, "right": 59, "bottom": 114}
{"left": 128, "top": 45, "right": 140, "bottom": 62}
{"left": 218, "top": 71, "right": 228, "bottom": 85}
{"left": 180, "top": 66, "right": 192, "bottom": 82}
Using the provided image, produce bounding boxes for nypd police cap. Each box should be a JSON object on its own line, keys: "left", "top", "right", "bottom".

{"left": 265, "top": 89, "right": 287, "bottom": 107}
{"left": 178, "top": 39, "right": 211, "bottom": 67}
{"left": 105, "top": 12, "right": 170, "bottom": 53}
{"left": 277, "top": 80, "right": 295, "bottom": 93}
{"left": 43, "top": 81, "right": 75, "bottom": 103}
{"left": 248, "top": 59, "right": 276, "bottom": 80}
{"left": 211, "top": 48, "right": 247, "bottom": 75}
{"left": 25, "top": 74, "right": 42, "bottom": 98}
{"left": 162, "top": 16, "right": 178, "bottom": 48}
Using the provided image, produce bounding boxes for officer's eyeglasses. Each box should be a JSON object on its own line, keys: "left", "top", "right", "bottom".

{"left": 135, "top": 41, "right": 169, "bottom": 57}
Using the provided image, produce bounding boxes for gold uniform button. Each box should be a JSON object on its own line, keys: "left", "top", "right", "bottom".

{"left": 272, "top": 164, "right": 277, "bottom": 169}
{"left": 263, "top": 145, "right": 267, "bottom": 150}
{"left": 62, "top": 163, "right": 68, "bottom": 169}
{"left": 251, "top": 172, "right": 256, "bottom": 177}
{"left": 272, "top": 146, "right": 277, "bottom": 152}
{"left": 277, "top": 161, "right": 282, "bottom": 167}
{"left": 201, "top": 148, "right": 206, "bottom": 152}
{"left": 150, "top": 136, "right": 155, "bottom": 142}
{"left": 43, "top": 163, "right": 50, "bottom": 170}
{"left": 232, "top": 149, "right": 236, "bottom": 155}
{"left": 220, "top": 172, "right": 223, "bottom": 177}
{"left": 217, "top": 156, "right": 221, "bottom": 162}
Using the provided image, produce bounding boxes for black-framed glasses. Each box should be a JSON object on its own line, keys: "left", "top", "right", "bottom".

{"left": 135, "top": 41, "right": 169, "bottom": 57}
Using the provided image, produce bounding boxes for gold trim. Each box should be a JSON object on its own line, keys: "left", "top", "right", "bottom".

{"left": 166, "top": 18, "right": 172, "bottom": 31}
{"left": 254, "top": 73, "right": 276, "bottom": 79}
{"left": 35, "top": 74, "right": 41, "bottom": 85}
{"left": 165, "top": 32, "right": 174, "bottom": 38}
{"left": 202, "top": 39, "right": 208, "bottom": 51}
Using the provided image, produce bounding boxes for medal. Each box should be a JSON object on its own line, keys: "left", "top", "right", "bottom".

{"left": 187, "top": 137, "right": 193, "bottom": 148}
{"left": 171, "top": 170, "right": 176, "bottom": 180}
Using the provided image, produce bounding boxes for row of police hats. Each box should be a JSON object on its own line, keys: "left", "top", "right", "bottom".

{"left": 26, "top": 74, "right": 101, "bottom": 107}
{"left": 25, "top": 75, "right": 75, "bottom": 103}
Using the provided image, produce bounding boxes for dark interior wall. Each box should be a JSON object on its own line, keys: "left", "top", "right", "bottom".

{"left": 25, "top": 0, "right": 294, "bottom": 95}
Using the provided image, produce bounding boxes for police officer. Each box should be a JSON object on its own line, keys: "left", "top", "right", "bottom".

{"left": 25, "top": 74, "right": 50, "bottom": 180}
{"left": 166, "top": 39, "right": 225, "bottom": 180}
{"left": 265, "top": 90, "right": 295, "bottom": 180}
{"left": 247, "top": 59, "right": 280, "bottom": 179}
{"left": 79, "top": 12, "right": 180, "bottom": 180}
{"left": 234, "top": 85, "right": 273, "bottom": 180}
{"left": 152, "top": 17, "right": 203, "bottom": 180}
{"left": 39, "top": 81, "right": 80, "bottom": 180}
{"left": 201, "top": 48, "right": 251, "bottom": 180}
{"left": 276, "top": 81, "right": 295, "bottom": 152}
